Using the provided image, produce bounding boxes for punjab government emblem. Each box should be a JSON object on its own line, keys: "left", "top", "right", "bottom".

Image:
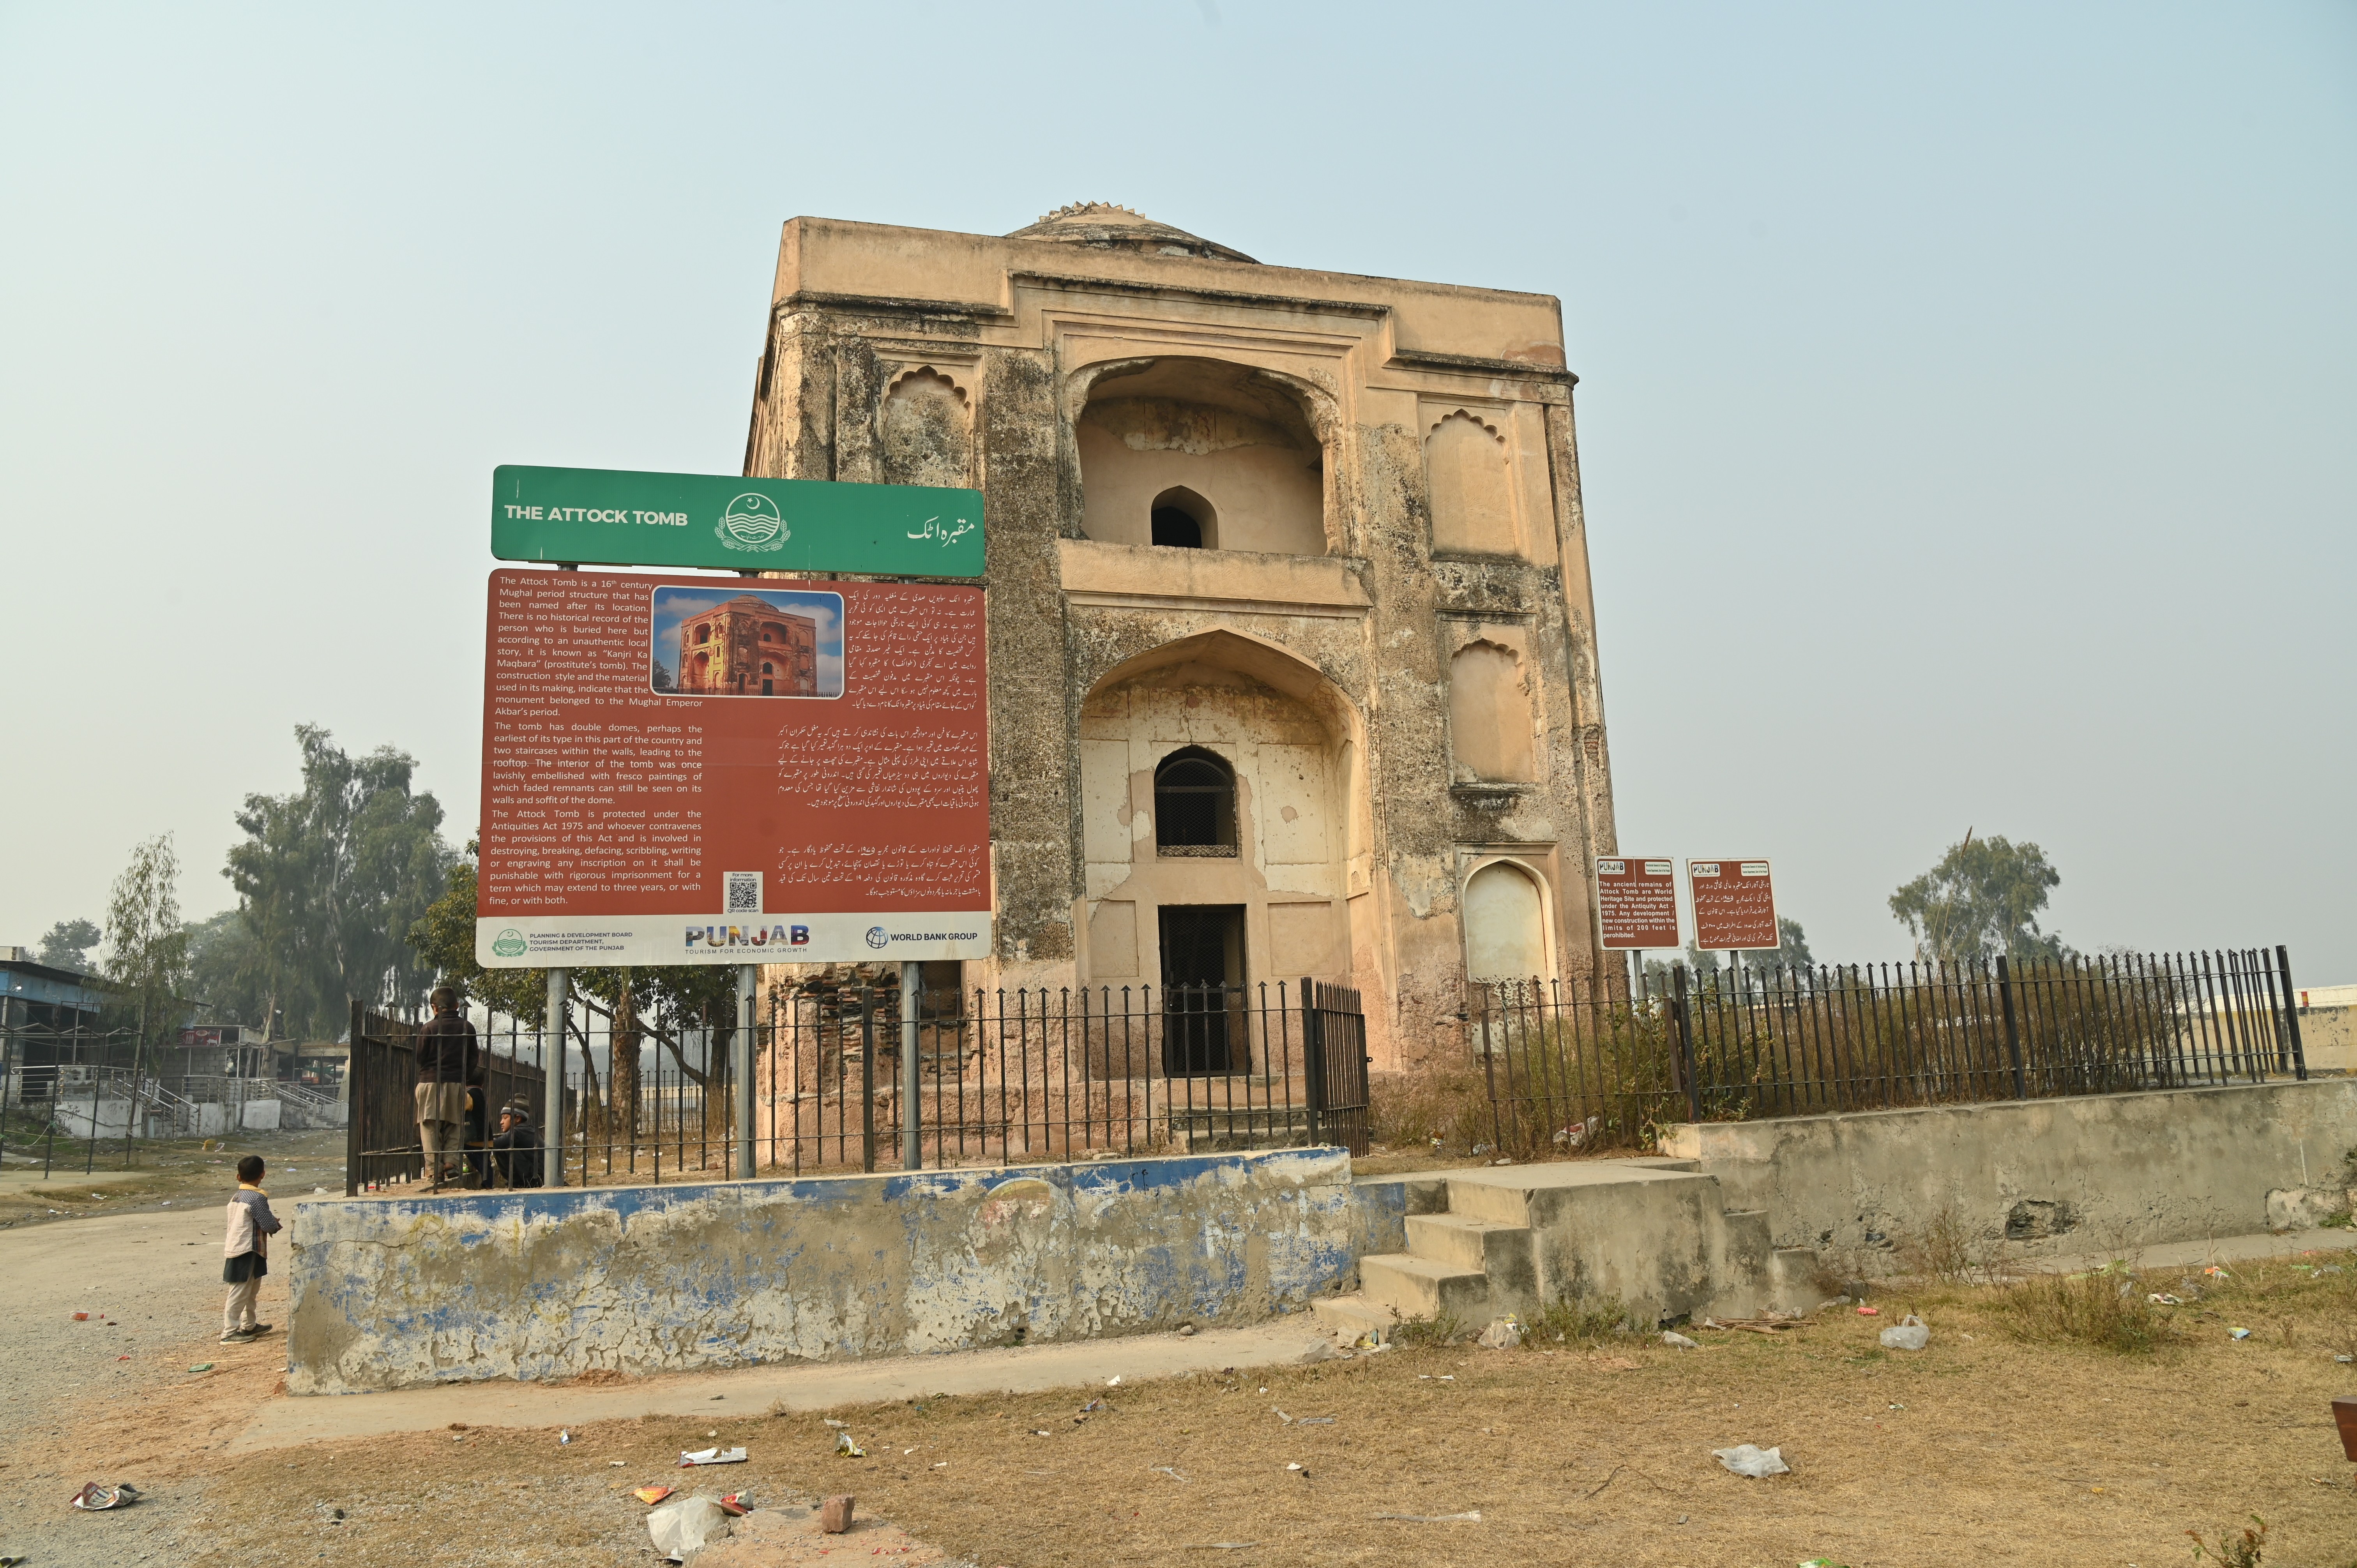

{"left": 716, "top": 492, "right": 788, "bottom": 553}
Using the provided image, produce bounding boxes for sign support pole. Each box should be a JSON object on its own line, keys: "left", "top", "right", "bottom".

{"left": 544, "top": 968, "right": 569, "bottom": 1188}
{"left": 735, "top": 965, "right": 757, "bottom": 1180}
{"left": 900, "top": 961, "right": 922, "bottom": 1171}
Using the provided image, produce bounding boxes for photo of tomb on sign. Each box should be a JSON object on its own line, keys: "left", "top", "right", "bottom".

{"left": 1687, "top": 859, "right": 1777, "bottom": 950}
{"left": 1595, "top": 857, "right": 1680, "bottom": 949}
{"left": 651, "top": 586, "right": 843, "bottom": 699}
{"left": 473, "top": 568, "right": 989, "bottom": 968}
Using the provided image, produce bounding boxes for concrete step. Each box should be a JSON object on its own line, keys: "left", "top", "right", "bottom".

{"left": 1359, "top": 1253, "right": 1492, "bottom": 1324}
{"left": 1405, "top": 1213, "right": 1530, "bottom": 1274}
{"left": 1308, "top": 1294, "right": 1395, "bottom": 1345}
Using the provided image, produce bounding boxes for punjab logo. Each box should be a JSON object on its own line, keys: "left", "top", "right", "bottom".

{"left": 492, "top": 928, "right": 528, "bottom": 957}
{"left": 716, "top": 492, "right": 788, "bottom": 553}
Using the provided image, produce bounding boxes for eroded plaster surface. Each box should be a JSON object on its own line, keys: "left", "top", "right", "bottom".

{"left": 286, "top": 1148, "right": 1354, "bottom": 1394}
{"left": 1663, "top": 1078, "right": 2357, "bottom": 1259}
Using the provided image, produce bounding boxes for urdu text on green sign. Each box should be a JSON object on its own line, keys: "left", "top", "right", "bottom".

{"left": 490, "top": 465, "right": 984, "bottom": 577}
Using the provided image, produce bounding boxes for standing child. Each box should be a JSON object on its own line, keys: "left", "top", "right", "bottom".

{"left": 221, "top": 1154, "right": 283, "bottom": 1343}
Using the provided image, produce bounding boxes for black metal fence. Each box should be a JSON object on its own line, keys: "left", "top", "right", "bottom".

{"left": 342, "top": 978, "right": 1369, "bottom": 1194}
{"left": 1471, "top": 945, "right": 2308, "bottom": 1158}
{"left": 2, "top": 1025, "right": 196, "bottom": 1176}
{"left": 760, "top": 979, "right": 1366, "bottom": 1173}
{"left": 346, "top": 1003, "right": 548, "bottom": 1192}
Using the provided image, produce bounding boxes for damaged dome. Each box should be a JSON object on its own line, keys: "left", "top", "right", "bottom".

{"left": 1007, "top": 202, "right": 1257, "bottom": 264}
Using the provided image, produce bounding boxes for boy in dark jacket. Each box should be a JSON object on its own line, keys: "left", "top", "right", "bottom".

{"left": 221, "top": 1154, "right": 282, "bottom": 1343}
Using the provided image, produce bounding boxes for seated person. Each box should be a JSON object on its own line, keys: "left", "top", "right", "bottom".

{"left": 491, "top": 1101, "right": 544, "bottom": 1188}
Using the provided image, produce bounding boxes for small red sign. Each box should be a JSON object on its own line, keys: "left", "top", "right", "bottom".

{"left": 1688, "top": 859, "right": 1777, "bottom": 950}
{"left": 1595, "top": 857, "right": 1680, "bottom": 949}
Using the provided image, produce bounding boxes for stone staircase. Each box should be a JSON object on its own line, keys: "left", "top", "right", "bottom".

{"left": 1313, "top": 1156, "right": 1821, "bottom": 1343}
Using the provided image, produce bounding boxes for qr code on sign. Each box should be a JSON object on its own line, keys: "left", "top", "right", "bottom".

{"left": 724, "top": 872, "right": 762, "bottom": 914}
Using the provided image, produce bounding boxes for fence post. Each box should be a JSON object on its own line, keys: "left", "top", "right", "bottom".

{"left": 345, "top": 999, "right": 363, "bottom": 1196}
{"left": 1996, "top": 956, "right": 2026, "bottom": 1100}
{"left": 736, "top": 965, "right": 758, "bottom": 1179}
{"left": 544, "top": 968, "right": 569, "bottom": 1188}
{"left": 1299, "top": 977, "right": 1325, "bottom": 1147}
{"left": 83, "top": 1052, "right": 102, "bottom": 1175}
{"left": 2274, "top": 945, "right": 2307, "bottom": 1081}
{"left": 1672, "top": 964, "right": 1701, "bottom": 1125}
{"left": 899, "top": 961, "right": 922, "bottom": 1171}
{"left": 859, "top": 987, "right": 876, "bottom": 1174}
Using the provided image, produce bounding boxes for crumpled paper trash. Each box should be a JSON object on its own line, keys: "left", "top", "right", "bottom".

{"left": 647, "top": 1493, "right": 734, "bottom": 1562}
{"left": 1711, "top": 1443, "right": 1790, "bottom": 1478}
{"left": 1661, "top": 1330, "right": 1700, "bottom": 1350}
{"left": 1477, "top": 1316, "right": 1523, "bottom": 1350}
{"left": 1878, "top": 1313, "right": 1930, "bottom": 1351}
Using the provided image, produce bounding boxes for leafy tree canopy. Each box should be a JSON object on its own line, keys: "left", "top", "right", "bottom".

{"left": 1742, "top": 917, "right": 1814, "bottom": 974}
{"left": 185, "top": 908, "right": 271, "bottom": 1031}
{"left": 36, "top": 917, "right": 101, "bottom": 971}
{"left": 226, "top": 725, "right": 452, "bottom": 1037}
{"left": 1889, "top": 832, "right": 2069, "bottom": 964}
{"left": 105, "top": 834, "right": 190, "bottom": 1037}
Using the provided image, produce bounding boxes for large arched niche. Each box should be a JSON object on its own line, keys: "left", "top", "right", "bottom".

{"left": 1462, "top": 858, "right": 1554, "bottom": 984}
{"left": 1073, "top": 357, "right": 1331, "bottom": 556}
{"left": 1074, "top": 630, "right": 1368, "bottom": 1010}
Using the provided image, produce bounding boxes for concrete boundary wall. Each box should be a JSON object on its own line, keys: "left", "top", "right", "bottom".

{"left": 287, "top": 1148, "right": 1354, "bottom": 1395}
{"left": 1661, "top": 1080, "right": 2357, "bottom": 1262}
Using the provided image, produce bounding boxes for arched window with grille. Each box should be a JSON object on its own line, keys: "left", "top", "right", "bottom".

{"left": 1154, "top": 747, "right": 1237, "bottom": 857}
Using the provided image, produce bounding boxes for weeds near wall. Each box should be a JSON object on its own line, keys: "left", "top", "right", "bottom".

{"left": 1368, "top": 1064, "right": 1495, "bottom": 1159}
{"left": 1522, "top": 1294, "right": 1632, "bottom": 1347}
{"left": 1997, "top": 1261, "right": 2180, "bottom": 1354}
{"left": 1896, "top": 1207, "right": 1982, "bottom": 1284}
{"left": 1385, "top": 1309, "right": 1465, "bottom": 1349}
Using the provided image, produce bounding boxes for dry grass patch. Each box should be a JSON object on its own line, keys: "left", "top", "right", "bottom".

{"left": 171, "top": 1255, "right": 2357, "bottom": 1568}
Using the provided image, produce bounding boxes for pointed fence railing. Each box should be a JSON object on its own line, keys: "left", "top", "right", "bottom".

{"left": 1469, "top": 946, "right": 2306, "bottom": 1158}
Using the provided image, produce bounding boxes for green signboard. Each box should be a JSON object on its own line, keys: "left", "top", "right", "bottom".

{"left": 489, "top": 465, "right": 984, "bottom": 577}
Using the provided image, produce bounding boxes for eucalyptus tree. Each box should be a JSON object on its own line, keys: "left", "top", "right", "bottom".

{"left": 226, "top": 725, "right": 452, "bottom": 1037}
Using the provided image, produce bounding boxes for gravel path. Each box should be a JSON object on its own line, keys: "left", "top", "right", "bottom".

{"left": 0, "top": 1194, "right": 292, "bottom": 1566}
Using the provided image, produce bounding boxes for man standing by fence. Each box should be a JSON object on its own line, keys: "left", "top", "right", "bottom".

{"left": 415, "top": 986, "right": 477, "bottom": 1192}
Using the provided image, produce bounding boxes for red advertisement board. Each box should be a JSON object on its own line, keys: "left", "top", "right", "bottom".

{"left": 1687, "top": 859, "right": 1777, "bottom": 950}
{"left": 1595, "top": 857, "right": 1680, "bottom": 949}
{"left": 473, "top": 568, "right": 989, "bottom": 967}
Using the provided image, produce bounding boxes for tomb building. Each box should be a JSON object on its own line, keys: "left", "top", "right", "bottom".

{"left": 746, "top": 205, "right": 1619, "bottom": 1067}
{"left": 678, "top": 594, "right": 818, "bottom": 697}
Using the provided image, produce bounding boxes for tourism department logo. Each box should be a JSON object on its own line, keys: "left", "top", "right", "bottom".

{"left": 491, "top": 928, "right": 528, "bottom": 958}
{"left": 716, "top": 492, "right": 788, "bottom": 553}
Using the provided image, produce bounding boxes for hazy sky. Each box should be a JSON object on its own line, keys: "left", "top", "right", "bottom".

{"left": 4, "top": 3, "right": 2351, "bottom": 978}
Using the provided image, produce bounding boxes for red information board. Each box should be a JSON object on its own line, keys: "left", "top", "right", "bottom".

{"left": 1687, "top": 859, "right": 1777, "bottom": 950}
{"left": 1595, "top": 857, "right": 1680, "bottom": 949}
{"left": 474, "top": 568, "right": 990, "bottom": 967}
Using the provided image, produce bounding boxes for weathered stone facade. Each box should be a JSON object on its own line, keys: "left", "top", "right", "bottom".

{"left": 744, "top": 205, "right": 1618, "bottom": 1067}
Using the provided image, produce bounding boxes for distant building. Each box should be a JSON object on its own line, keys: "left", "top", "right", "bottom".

{"left": 678, "top": 594, "right": 818, "bottom": 696}
{"left": 2297, "top": 984, "right": 2356, "bottom": 1076}
{"left": 0, "top": 947, "right": 108, "bottom": 1030}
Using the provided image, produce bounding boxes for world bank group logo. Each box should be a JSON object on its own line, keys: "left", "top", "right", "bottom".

{"left": 716, "top": 492, "right": 788, "bottom": 553}
{"left": 864, "top": 926, "right": 889, "bottom": 951}
{"left": 491, "top": 929, "right": 528, "bottom": 958}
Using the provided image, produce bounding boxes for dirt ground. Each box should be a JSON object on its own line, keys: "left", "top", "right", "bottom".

{"left": 0, "top": 1125, "right": 350, "bottom": 1229}
{"left": 7, "top": 1221, "right": 2356, "bottom": 1568}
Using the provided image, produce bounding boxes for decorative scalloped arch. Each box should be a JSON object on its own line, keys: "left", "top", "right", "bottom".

{"left": 1426, "top": 406, "right": 1504, "bottom": 441}
{"left": 885, "top": 364, "right": 969, "bottom": 403}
